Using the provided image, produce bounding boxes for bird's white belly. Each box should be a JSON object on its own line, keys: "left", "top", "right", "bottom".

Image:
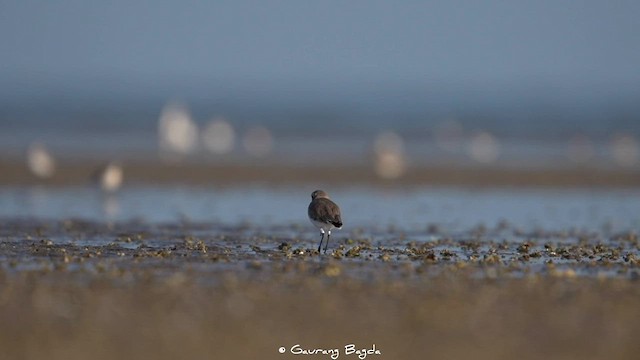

{"left": 310, "top": 219, "right": 335, "bottom": 233}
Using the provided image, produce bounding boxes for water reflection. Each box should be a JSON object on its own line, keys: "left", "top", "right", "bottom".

{"left": 1, "top": 186, "right": 639, "bottom": 233}
{"left": 25, "top": 185, "right": 49, "bottom": 214}
{"left": 101, "top": 194, "right": 120, "bottom": 219}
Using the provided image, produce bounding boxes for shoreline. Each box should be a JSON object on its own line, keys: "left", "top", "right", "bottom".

{"left": 2, "top": 158, "right": 640, "bottom": 188}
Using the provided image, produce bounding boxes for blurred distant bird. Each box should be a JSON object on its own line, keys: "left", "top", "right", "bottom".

{"left": 26, "top": 142, "right": 56, "bottom": 179}
{"left": 468, "top": 131, "right": 500, "bottom": 164}
{"left": 158, "top": 102, "right": 198, "bottom": 157}
{"left": 202, "top": 118, "right": 236, "bottom": 154}
{"left": 308, "top": 190, "right": 343, "bottom": 254}
{"left": 93, "top": 162, "right": 123, "bottom": 193}
{"left": 373, "top": 131, "right": 406, "bottom": 179}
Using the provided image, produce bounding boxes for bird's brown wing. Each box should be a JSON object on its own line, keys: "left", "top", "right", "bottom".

{"left": 309, "top": 198, "right": 342, "bottom": 227}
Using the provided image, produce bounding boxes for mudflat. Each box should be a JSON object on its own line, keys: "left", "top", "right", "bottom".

{"left": 0, "top": 218, "right": 639, "bottom": 360}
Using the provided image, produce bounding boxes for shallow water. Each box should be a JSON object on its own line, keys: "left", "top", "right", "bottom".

{"left": 1, "top": 185, "right": 638, "bottom": 233}
{"left": 1, "top": 186, "right": 639, "bottom": 281}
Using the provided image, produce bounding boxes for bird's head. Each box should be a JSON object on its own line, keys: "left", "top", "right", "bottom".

{"left": 311, "top": 190, "right": 329, "bottom": 200}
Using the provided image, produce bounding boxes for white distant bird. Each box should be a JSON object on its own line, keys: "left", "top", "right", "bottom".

{"left": 26, "top": 142, "right": 56, "bottom": 179}
{"left": 373, "top": 131, "right": 407, "bottom": 179}
{"left": 611, "top": 134, "right": 639, "bottom": 167}
{"left": 202, "top": 118, "right": 236, "bottom": 154}
{"left": 158, "top": 102, "right": 199, "bottom": 156}
{"left": 468, "top": 131, "right": 500, "bottom": 164}
{"left": 94, "top": 162, "right": 124, "bottom": 193}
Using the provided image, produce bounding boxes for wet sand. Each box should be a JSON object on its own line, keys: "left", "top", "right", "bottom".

{"left": 1, "top": 219, "right": 639, "bottom": 359}
{"left": 2, "top": 158, "right": 640, "bottom": 187}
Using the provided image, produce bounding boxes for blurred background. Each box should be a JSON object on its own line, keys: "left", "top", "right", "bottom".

{"left": 1, "top": 0, "right": 640, "bottom": 182}
{"left": 4, "top": 4, "right": 640, "bottom": 360}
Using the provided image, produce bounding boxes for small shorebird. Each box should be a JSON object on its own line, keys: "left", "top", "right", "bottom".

{"left": 26, "top": 142, "right": 56, "bottom": 179}
{"left": 308, "top": 190, "right": 343, "bottom": 254}
{"left": 93, "top": 162, "right": 124, "bottom": 193}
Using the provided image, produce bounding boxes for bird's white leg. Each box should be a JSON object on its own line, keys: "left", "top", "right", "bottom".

{"left": 317, "top": 229, "right": 325, "bottom": 253}
{"left": 324, "top": 230, "right": 332, "bottom": 254}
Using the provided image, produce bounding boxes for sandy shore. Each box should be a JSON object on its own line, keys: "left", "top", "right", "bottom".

{"left": 2, "top": 158, "right": 640, "bottom": 187}
{"left": 0, "top": 219, "right": 639, "bottom": 359}
{"left": 2, "top": 267, "right": 639, "bottom": 360}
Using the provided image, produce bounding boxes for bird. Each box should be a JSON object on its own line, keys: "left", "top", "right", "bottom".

{"left": 26, "top": 142, "right": 56, "bottom": 179}
{"left": 92, "top": 161, "right": 123, "bottom": 193}
{"left": 308, "top": 190, "right": 343, "bottom": 254}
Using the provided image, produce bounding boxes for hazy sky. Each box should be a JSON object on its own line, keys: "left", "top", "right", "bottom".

{"left": 1, "top": 0, "right": 639, "bottom": 101}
